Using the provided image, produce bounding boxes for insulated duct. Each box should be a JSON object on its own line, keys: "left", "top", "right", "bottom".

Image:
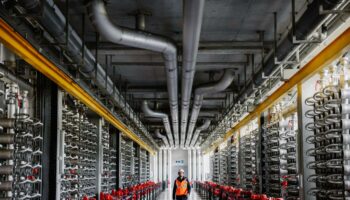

{"left": 238, "top": 0, "right": 343, "bottom": 103}
{"left": 16, "top": 0, "right": 158, "bottom": 148}
{"left": 189, "top": 119, "right": 210, "bottom": 148}
{"left": 185, "top": 69, "right": 235, "bottom": 147}
{"left": 181, "top": 0, "right": 205, "bottom": 148}
{"left": 87, "top": 0, "right": 179, "bottom": 147}
{"left": 155, "top": 129, "right": 170, "bottom": 148}
{"left": 142, "top": 101, "right": 175, "bottom": 148}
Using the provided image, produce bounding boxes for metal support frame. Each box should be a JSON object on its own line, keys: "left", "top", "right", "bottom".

{"left": 162, "top": 150, "right": 166, "bottom": 183}
{"left": 159, "top": 150, "right": 163, "bottom": 183}
{"left": 117, "top": 130, "right": 122, "bottom": 188}
{"left": 319, "top": 4, "right": 350, "bottom": 15}
{"left": 137, "top": 145, "right": 142, "bottom": 183}
{"left": 96, "top": 118, "right": 103, "bottom": 195}
{"left": 188, "top": 150, "right": 192, "bottom": 180}
{"left": 274, "top": 7, "right": 300, "bottom": 66}
{"left": 297, "top": 81, "right": 315, "bottom": 200}
{"left": 37, "top": 74, "right": 58, "bottom": 200}
{"left": 257, "top": 115, "right": 263, "bottom": 194}
{"left": 55, "top": 89, "right": 64, "bottom": 200}
{"left": 168, "top": 150, "right": 172, "bottom": 188}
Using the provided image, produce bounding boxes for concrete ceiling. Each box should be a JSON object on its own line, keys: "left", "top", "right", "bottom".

{"left": 55, "top": 0, "right": 309, "bottom": 143}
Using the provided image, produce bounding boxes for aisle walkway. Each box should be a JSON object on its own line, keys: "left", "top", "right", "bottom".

{"left": 157, "top": 189, "right": 202, "bottom": 200}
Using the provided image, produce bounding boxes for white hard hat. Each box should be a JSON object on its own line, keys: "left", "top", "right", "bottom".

{"left": 178, "top": 169, "right": 185, "bottom": 173}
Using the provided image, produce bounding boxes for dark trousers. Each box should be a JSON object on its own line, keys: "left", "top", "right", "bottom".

{"left": 175, "top": 195, "right": 188, "bottom": 200}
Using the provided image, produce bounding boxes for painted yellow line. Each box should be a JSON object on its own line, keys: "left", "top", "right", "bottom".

{"left": 204, "top": 27, "right": 350, "bottom": 154}
{"left": 0, "top": 18, "right": 155, "bottom": 154}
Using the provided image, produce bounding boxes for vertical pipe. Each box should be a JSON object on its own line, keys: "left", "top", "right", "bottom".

{"left": 192, "top": 149, "right": 197, "bottom": 181}
{"left": 96, "top": 118, "right": 103, "bottom": 195}
{"left": 159, "top": 150, "right": 163, "bottom": 182}
{"left": 168, "top": 149, "right": 172, "bottom": 189}
{"left": 163, "top": 150, "right": 167, "bottom": 186}
{"left": 153, "top": 152, "right": 158, "bottom": 182}
{"left": 37, "top": 74, "right": 58, "bottom": 199}
{"left": 55, "top": 90, "right": 64, "bottom": 200}
{"left": 117, "top": 131, "right": 122, "bottom": 188}
{"left": 188, "top": 150, "right": 191, "bottom": 181}
{"left": 197, "top": 150, "right": 201, "bottom": 181}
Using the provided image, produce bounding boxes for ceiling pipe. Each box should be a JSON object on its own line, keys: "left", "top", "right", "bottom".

{"left": 87, "top": 0, "right": 179, "bottom": 147}
{"left": 184, "top": 69, "right": 235, "bottom": 148}
{"left": 110, "top": 62, "right": 242, "bottom": 71}
{"left": 155, "top": 129, "right": 170, "bottom": 148}
{"left": 181, "top": 0, "right": 205, "bottom": 148}
{"left": 189, "top": 119, "right": 210, "bottom": 148}
{"left": 142, "top": 101, "right": 175, "bottom": 148}
{"left": 15, "top": 0, "right": 159, "bottom": 148}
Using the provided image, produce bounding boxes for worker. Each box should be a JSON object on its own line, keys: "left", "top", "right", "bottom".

{"left": 173, "top": 168, "right": 191, "bottom": 200}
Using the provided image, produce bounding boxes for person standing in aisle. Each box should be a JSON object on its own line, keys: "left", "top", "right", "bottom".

{"left": 173, "top": 169, "right": 191, "bottom": 200}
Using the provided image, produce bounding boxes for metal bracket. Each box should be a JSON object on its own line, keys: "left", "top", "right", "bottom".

{"left": 252, "top": 84, "right": 264, "bottom": 91}
{"left": 275, "top": 47, "right": 300, "bottom": 65}
{"left": 319, "top": 4, "right": 350, "bottom": 15}
{"left": 291, "top": 0, "right": 324, "bottom": 44}
{"left": 262, "top": 71, "right": 282, "bottom": 80}
{"left": 292, "top": 34, "right": 323, "bottom": 44}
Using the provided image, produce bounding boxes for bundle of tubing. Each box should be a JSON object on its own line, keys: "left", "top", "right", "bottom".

{"left": 92, "top": 181, "right": 162, "bottom": 200}
{"left": 195, "top": 181, "right": 284, "bottom": 200}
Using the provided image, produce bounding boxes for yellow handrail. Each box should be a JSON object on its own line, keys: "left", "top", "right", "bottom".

{"left": 204, "top": 27, "right": 350, "bottom": 154}
{"left": 0, "top": 18, "right": 155, "bottom": 154}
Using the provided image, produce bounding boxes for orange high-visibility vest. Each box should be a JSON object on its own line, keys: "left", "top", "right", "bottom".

{"left": 175, "top": 179, "right": 188, "bottom": 196}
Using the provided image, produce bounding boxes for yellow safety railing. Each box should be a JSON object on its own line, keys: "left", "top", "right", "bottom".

{"left": 0, "top": 18, "right": 155, "bottom": 154}
{"left": 204, "top": 27, "right": 350, "bottom": 154}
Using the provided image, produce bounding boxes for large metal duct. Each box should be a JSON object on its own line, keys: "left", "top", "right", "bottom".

{"left": 185, "top": 69, "right": 235, "bottom": 147}
{"left": 16, "top": 0, "right": 158, "bottom": 148}
{"left": 155, "top": 129, "right": 170, "bottom": 148}
{"left": 87, "top": 0, "right": 179, "bottom": 147}
{"left": 238, "top": 0, "right": 343, "bottom": 103}
{"left": 180, "top": 0, "right": 205, "bottom": 148}
{"left": 189, "top": 119, "right": 210, "bottom": 148}
{"left": 142, "top": 101, "right": 175, "bottom": 148}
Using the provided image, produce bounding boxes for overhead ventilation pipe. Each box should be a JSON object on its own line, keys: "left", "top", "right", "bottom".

{"left": 155, "top": 129, "right": 170, "bottom": 148}
{"left": 87, "top": 0, "right": 179, "bottom": 147}
{"left": 237, "top": 0, "right": 343, "bottom": 103}
{"left": 16, "top": 0, "right": 158, "bottom": 148}
{"left": 180, "top": 0, "right": 205, "bottom": 148}
{"left": 189, "top": 119, "right": 210, "bottom": 148}
{"left": 185, "top": 69, "right": 235, "bottom": 147}
{"left": 142, "top": 101, "right": 175, "bottom": 148}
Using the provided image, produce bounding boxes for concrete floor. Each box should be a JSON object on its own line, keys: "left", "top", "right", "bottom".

{"left": 157, "top": 189, "right": 202, "bottom": 200}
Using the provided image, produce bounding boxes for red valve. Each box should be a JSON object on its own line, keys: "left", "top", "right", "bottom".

{"left": 100, "top": 192, "right": 104, "bottom": 200}
{"left": 32, "top": 168, "right": 39, "bottom": 175}
{"left": 281, "top": 180, "right": 288, "bottom": 188}
{"left": 116, "top": 189, "right": 123, "bottom": 197}
{"left": 27, "top": 175, "right": 35, "bottom": 181}
{"left": 104, "top": 194, "right": 113, "bottom": 200}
